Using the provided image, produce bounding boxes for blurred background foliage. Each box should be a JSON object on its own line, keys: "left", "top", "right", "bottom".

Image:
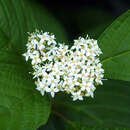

{"left": 37, "top": 0, "right": 130, "bottom": 40}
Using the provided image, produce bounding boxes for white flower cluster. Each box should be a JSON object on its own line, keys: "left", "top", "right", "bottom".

{"left": 23, "top": 30, "right": 104, "bottom": 101}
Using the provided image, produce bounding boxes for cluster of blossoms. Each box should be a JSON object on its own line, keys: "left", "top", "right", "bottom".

{"left": 23, "top": 30, "right": 104, "bottom": 101}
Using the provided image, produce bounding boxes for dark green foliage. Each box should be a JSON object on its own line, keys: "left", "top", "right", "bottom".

{"left": 0, "top": 0, "right": 130, "bottom": 129}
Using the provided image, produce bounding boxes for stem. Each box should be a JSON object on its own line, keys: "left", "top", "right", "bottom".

{"left": 52, "top": 109, "right": 76, "bottom": 129}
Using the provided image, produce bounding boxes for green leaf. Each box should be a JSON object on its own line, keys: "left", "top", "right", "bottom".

{"left": 0, "top": 0, "right": 67, "bottom": 54}
{"left": 0, "top": 0, "right": 67, "bottom": 129}
{"left": 98, "top": 10, "right": 130, "bottom": 81}
{"left": 0, "top": 49, "right": 51, "bottom": 130}
{"left": 49, "top": 80, "right": 130, "bottom": 129}
{"left": 66, "top": 124, "right": 130, "bottom": 130}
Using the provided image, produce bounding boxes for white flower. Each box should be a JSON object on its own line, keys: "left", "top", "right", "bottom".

{"left": 36, "top": 86, "right": 45, "bottom": 96}
{"left": 23, "top": 30, "right": 104, "bottom": 101}
{"left": 72, "top": 91, "right": 83, "bottom": 101}
{"left": 35, "top": 79, "right": 47, "bottom": 96}
{"left": 42, "top": 52, "right": 52, "bottom": 61}
{"left": 23, "top": 52, "right": 30, "bottom": 61}
{"left": 46, "top": 86, "right": 59, "bottom": 98}
{"left": 31, "top": 55, "right": 41, "bottom": 65}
